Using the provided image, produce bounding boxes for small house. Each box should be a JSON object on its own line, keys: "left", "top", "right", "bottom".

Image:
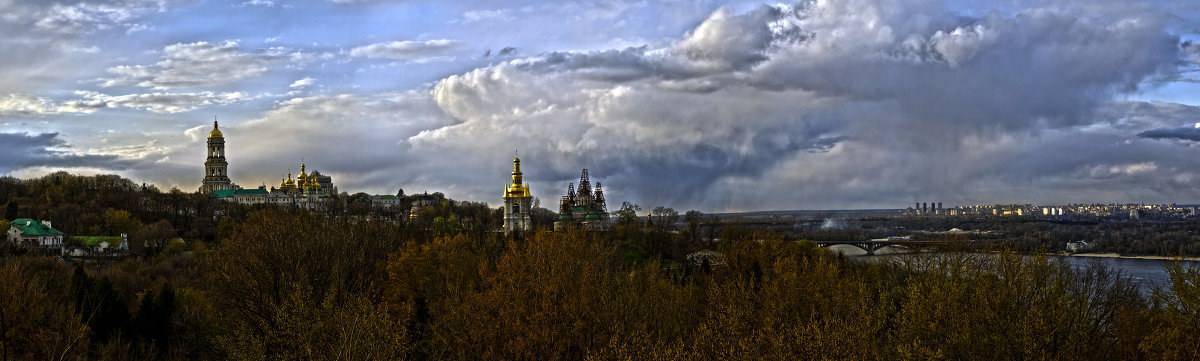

{"left": 6, "top": 218, "right": 65, "bottom": 253}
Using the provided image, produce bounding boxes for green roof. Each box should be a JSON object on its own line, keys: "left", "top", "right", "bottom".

{"left": 210, "top": 189, "right": 235, "bottom": 198}
{"left": 74, "top": 236, "right": 124, "bottom": 247}
{"left": 10, "top": 219, "right": 64, "bottom": 236}
{"left": 375, "top": 195, "right": 397, "bottom": 200}
{"left": 236, "top": 189, "right": 268, "bottom": 195}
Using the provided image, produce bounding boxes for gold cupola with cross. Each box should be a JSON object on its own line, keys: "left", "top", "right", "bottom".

{"left": 502, "top": 153, "right": 533, "bottom": 233}
{"left": 505, "top": 155, "right": 532, "bottom": 198}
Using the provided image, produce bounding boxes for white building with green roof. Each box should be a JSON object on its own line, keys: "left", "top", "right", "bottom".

{"left": 6, "top": 218, "right": 65, "bottom": 253}
{"left": 70, "top": 234, "right": 130, "bottom": 255}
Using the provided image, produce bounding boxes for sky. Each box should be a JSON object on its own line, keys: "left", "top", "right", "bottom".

{"left": 1, "top": 0, "right": 1200, "bottom": 212}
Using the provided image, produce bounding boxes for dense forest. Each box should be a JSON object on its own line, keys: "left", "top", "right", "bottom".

{"left": 3, "top": 172, "right": 1200, "bottom": 360}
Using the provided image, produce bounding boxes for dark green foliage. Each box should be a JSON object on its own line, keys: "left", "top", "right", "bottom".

{"left": 5, "top": 201, "right": 17, "bottom": 220}
{"left": 131, "top": 283, "right": 176, "bottom": 356}
{"left": 70, "top": 268, "right": 130, "bottom": 342}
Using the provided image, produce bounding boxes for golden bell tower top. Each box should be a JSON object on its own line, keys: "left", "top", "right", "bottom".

{"left": 504, "top": 153, "right": 531, "bottom": 198}
{"left": 511, "top": 156, "right": 523, "bottom": 185}
{"left": 208, "top": 120, "right": 223, "bottom": 138}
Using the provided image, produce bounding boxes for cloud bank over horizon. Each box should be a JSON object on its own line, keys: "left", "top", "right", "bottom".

{"left": 1, "top": 0, "right": 1200, "bottom": 211}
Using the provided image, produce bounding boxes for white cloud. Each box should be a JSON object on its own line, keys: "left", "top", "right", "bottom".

{"left": 0, "top": 91, "right": 253, "bottom": 115}
{"left": 349, "top": 39, "right": 462, "bottom": 61}
{"left": 96, "top": 40, "right": 306, "bottom": 90}
{"left": 460, "top": 9, "right": 515, "bottom": 24}
{"left": 0, "top": 93, "right": 90, "bottom": 115}
{"left": 1083, "top": 162, "right": 1158, "bottom": 179}
{"left": 415, "top": 0, "right": 1190, "bottom": 209}
{"left": 69, "top": 91, "right": 254, "bottom": 113}
{"left": 29, "top": 0, "right": 166, "bottom": 35}
{"left": 289, "top": 77, "right": 316, "bottom": 89}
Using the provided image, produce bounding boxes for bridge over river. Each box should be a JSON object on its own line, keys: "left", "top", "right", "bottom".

{"left": 809, "top": 238, "right": 956, "bottom": 255}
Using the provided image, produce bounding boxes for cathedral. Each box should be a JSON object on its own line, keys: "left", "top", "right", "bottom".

{"left": 198, "top": 120, "right": 336, "bottom": 208}
{"left": 503, "top": 155, "right": 533, "bottom": 234}
{"left": 270, "top": 161, "right": 335, "bottom": 196}
{"left": 554, "top": 169, "right": 609, "bottom": 231}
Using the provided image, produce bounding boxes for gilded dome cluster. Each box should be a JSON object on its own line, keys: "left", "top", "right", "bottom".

{"left": 278, "top": 161, "right": 326, "bottom": 194}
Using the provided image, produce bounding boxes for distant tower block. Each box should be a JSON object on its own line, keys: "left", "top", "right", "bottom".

{"left": 915, "top": 202, "right": 920, "bottom": 213}
{"left": 937, "top": 202, "right": 942, "bottom": 211}
{"left": 923, "top": 202, "right": 928, "bottom": 214}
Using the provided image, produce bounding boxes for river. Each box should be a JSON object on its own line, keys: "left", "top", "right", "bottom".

{"left": 827, "top": 245, "right": 1200, "bottom": 294}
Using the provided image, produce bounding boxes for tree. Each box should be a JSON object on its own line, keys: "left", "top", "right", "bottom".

{"left": 650, "top": 206, "right": 678, "bottom": 232}
{"left": 0, "top": 262, "right": 89, "bottom": 360}
{"left": 132, "top": 220, "right": 176, "bottom": 255}
{"left": 132, "top": 283, "right": 177, "bottom": 355}
{"left": 684, "top": 210, "right": 704, "bottom": 243}
{"left": 614, "top": 202, "right": 642, "bottom": 226}
{"left": 1141, "top": 261, "right": 1200, "bottom": 359}
{"left": 69, "top": 267, "right": 130, "bottom": 343}
{"left": 705, "top": 215, "right": 720, "bottom": 245}
{"left": 5, "top": 201, "right": 17, "bottom": 220}
{"left": 102, "top": 208, "right": 142, "bottom": 236}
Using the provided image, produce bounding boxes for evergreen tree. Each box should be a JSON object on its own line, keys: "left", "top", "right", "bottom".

{"left": 5, "top": 201, "right": 17, "bottom": 220}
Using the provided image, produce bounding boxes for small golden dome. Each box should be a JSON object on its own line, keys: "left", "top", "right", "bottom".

{"left": 209, "top": 120, "right": 223, "bottom": 138}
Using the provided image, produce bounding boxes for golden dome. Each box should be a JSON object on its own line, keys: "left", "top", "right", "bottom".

{"left": 504, "top": 154, "right": 531, "bottom": 198}
{"left": 297, "top": 162, "right": 308, "bottom": 184}
{"left": 209, "top": 120, "right": 223, "bottom": 138}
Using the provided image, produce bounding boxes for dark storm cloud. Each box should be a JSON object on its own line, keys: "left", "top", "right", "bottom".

{"left": 1138, "top": 126, "right": 1200, "bottom": 142}
{"left": 420, "top": 0, "right": 1193, "bottom": 209}
{"left": 0, "top": 133, "right": 128, "bottom": 173}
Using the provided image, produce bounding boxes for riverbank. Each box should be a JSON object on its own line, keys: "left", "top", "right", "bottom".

{"left": 1064, "top": 252, "right": 1200, "bottom": 262}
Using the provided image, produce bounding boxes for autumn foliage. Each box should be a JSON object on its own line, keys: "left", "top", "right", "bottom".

{"left": 3, "top": 207, "right": 1200, "bottom": 359}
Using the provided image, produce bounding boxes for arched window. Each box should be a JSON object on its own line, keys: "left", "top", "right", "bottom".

{"left": 512, "top": 204, "right": 520, "bottom": 213}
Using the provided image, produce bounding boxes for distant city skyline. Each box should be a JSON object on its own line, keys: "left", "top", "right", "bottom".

{"left": 1, "top": 0, "right": 1200, "bottom": 212}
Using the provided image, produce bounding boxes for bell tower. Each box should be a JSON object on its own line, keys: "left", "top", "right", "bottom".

{"left": 199, "top": 119, "right": 234, "bottom": 194}
{"left": 503, "top": 154, "right": 533, "bottom": 233}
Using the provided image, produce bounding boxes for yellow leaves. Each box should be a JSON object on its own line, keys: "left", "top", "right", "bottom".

{"left": 1140, "top": 262, "right": 1200, "bottom": 360}
{"left": 219, "top": 284, "right": 412, "bottom": 361}
{"left": 209, "top": 212, "right": 1176, "bottom": 360}
{"left": 0, "top": 261, "right": 90, "bottom": 360}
